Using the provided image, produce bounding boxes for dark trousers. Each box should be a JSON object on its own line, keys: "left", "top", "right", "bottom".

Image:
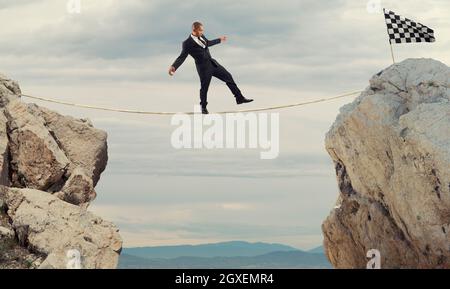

{"left": 198, "top": 60, "right": 243, "bottom": 107}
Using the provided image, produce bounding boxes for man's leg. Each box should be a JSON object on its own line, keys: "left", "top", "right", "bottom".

{"left": 199, "top": 72, "right": 212, "bottom": 108}
{"left": 212, "top": 64, "right": 244, "bottom": 99}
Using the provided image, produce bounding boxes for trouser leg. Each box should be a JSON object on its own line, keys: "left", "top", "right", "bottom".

{"left": 212, "top": 64, "right": 243, "bottom": 99}
{"left": 199, "top": 72, "right": 212, "bottom": 108}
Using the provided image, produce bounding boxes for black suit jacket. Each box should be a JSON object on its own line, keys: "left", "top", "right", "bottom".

{"left": 172, "top": 34, "right": 221, "bottom": 73}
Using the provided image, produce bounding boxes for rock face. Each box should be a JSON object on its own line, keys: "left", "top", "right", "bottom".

{"left": 0, "top": 73, "right": 121, "bottom": 269}
{"left": 3, "top": 187, "right": 121, "bottom": 269}
{"left": 322, "top": 59, "right": 450, "bottom": 269}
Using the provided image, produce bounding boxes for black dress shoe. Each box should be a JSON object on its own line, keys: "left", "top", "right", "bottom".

{"left": 202, "top": 107, "right": 209, "bottom": 114}
{"left": 236, "top": 96, "right": 254, "bottom": 105}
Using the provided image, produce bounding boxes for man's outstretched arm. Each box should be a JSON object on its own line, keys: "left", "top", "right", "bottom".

{"left": 169, "top": 42, "right": 188, "bottom": 75}
{"left": 205, "top": 35, "right": 227, "bottom": 47}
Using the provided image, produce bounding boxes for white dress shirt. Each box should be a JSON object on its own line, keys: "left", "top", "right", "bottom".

{"left": 191, "top": 34, "right": 206, "bottom": 49}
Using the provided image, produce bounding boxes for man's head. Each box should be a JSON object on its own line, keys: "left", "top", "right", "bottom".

{"left": 192, "top": 21, "right": 204, "bottom": 37}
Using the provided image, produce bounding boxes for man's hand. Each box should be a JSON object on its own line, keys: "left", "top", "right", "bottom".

{"left": 220, "top": 36, "right": 227, "bottom": 43}
{"left": 168, "top": 66, "right": 176, "bottom": 76}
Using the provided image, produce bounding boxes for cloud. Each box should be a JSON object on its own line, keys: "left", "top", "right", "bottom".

{"left": 90, "top": 202, "right": 324, "bottom": 248}
{"left": 0, "top": 0, "right": 35, "bottom": 9}
{"left": 220, "top": 203, "right": 254, "bottom": 211}
{"left": 90, "top": 169, "right": 339, "bottom": 249}
{"left": 2, "top": 0, "right": 449, "bottom": 89}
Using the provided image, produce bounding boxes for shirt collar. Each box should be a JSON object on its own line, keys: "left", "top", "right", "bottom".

{"left": 191, "top": 34, "right": 206, "bottom": 48}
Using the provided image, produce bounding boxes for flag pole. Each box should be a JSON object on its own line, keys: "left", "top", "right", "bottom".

{"left": 383, "top": 8, "right": 396, "bottom": 64}
{"left": 389, "top": 42, "right": 395, "bottom": 64}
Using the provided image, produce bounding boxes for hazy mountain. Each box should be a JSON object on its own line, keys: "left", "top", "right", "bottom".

{"left": 122, "top": 241, "right": 298, "bottom": 259}
{"left": 308, "top": 246, "right": 325, "bottom": 254}
{"left": 119, "top": 250, "right": 332, "bottom": 269}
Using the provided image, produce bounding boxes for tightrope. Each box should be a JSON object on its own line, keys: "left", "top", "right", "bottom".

{"left": 21, "top": 90, "right": 362, "bottom": 115}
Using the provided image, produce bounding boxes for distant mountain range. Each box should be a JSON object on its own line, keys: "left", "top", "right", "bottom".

{"left": 308, "top": 245, "right": 325, "bottom": 254}
{"left": 118, "top": 241, "right": 330, "bottom": 269}
{"left": 122, "top": 241, "right": 298, "bottom": 259}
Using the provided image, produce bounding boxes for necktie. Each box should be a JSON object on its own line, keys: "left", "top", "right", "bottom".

{"left": 198, "top": 36, "right": 206, "bottom": 47}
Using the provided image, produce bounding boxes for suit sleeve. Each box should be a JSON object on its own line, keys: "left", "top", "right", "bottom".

{"left": 204, "top": 35, "right": 221, "bottom": 47}
{"left": 172, "top": 42, "right": 188, "bottom": 70}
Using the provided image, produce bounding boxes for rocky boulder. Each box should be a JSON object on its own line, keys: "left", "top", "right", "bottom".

{"left": 3, "top": 187, "right": 121, "bottom": 269}
{"left": 322, "top": 58, "right": 450, "bottom": 269}
{"left": 0, "top": 75, "right": 107, "bottom": 205}
{"left": 0, "top": 73, "right": 121, "bottom": 269}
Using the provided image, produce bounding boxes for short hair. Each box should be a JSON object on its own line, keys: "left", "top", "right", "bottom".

{"left": 192, "top": 21, "right": 203, "bottom": 31}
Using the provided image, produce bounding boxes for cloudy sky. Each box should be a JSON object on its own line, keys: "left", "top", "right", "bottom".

{"left": 0, "top": 0, "right": 448, "bottom": 250}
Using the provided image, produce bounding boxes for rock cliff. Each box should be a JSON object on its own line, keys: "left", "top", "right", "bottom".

{"left": 322, "top": 58, "right": 450, "bottom": 268}
{"left": 0, "top": 73, "right": 121, "bottom": 269}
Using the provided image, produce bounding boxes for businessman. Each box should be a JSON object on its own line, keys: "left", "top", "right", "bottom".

{"left": 169, "top": 22, "right": 253, "bottom": 114}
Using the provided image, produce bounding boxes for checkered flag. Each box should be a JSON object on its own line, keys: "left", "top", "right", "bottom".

{"left": 383, "top": 9, "right": 435, "bottom": 44}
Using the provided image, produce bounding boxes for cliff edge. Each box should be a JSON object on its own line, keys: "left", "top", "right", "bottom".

{"left": 0, "top": 74, "right": 122, "bottom": 269}
{"left": 322, "top": 58, "right": 449, "bottom": 269}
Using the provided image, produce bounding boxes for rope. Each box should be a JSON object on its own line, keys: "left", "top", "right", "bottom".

{"left": 21, "top": 90, "right": 362, "bottom": 115}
